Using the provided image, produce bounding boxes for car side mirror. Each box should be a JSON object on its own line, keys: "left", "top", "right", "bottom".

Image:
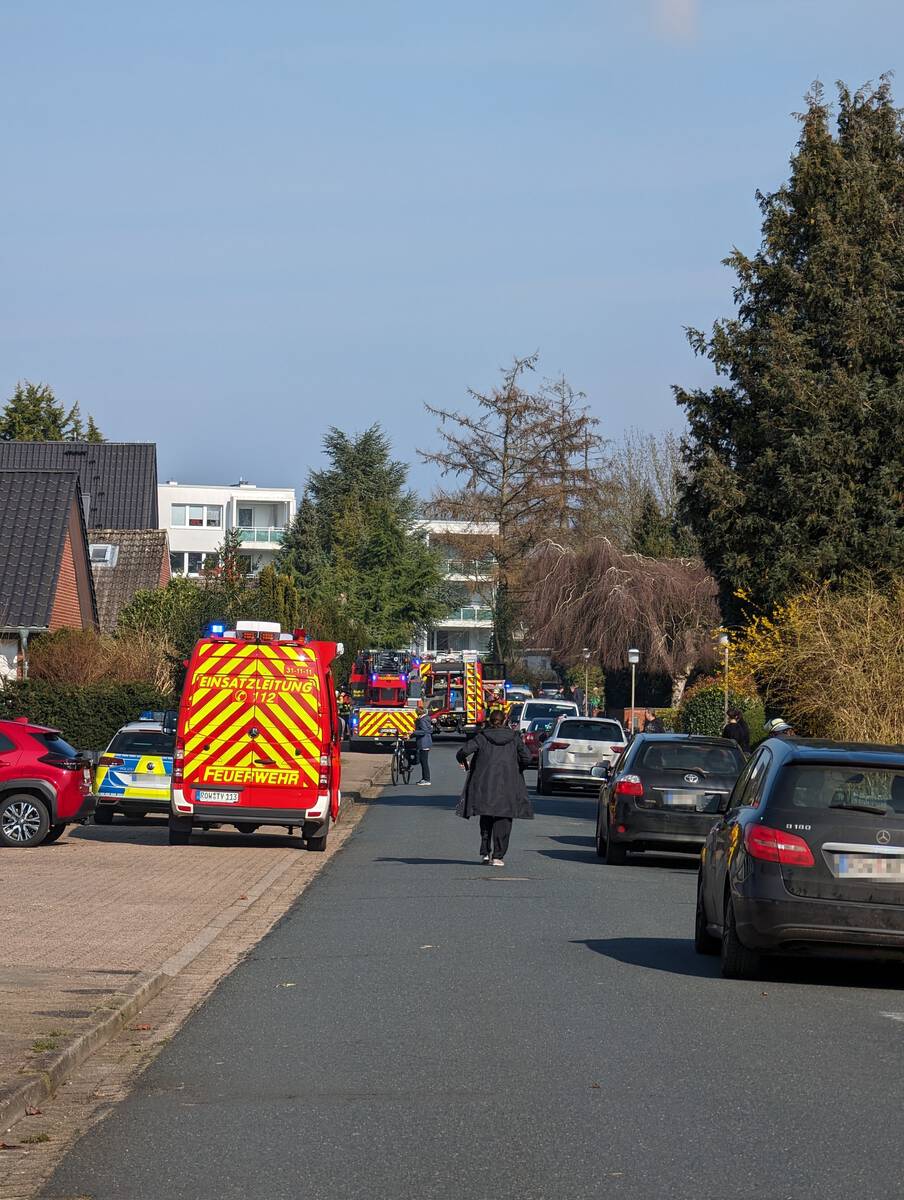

{"left": 590, "top": 763, "right": 611, "bottom": 780}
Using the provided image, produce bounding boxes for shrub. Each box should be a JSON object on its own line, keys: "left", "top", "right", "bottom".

{"left": 0, "top": 682, "right": 175, "bottom": 751}
{"left": 677, "top": 677, "right": 765, "bottom": 745}
{"left": 654, "top": 707, "right": 678, "bottom": 732}
{"left": 28, "top": 629, "right": 173, "bottom": 692}
{"left": 733, "top": 579, "right": 904, "bottom": 743}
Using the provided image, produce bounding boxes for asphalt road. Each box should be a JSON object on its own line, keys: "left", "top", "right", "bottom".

{"left": 44, "top": 745, "right": 904, "bottom": 1200}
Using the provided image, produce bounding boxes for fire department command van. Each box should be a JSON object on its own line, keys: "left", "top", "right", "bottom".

{"left": 169, "top": 621, "right": 343, "bottom": 850}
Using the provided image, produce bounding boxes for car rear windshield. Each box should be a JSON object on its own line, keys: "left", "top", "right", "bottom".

{"left": 773, "top": 764, "right": 904, "bottom": 813}
{"left": 29, "top": 732, "right": 79, "bottom": 759}
{"left": 508, "top": 704, "right": 524, "bottom": 722}
{"left": 524, "top": 703, "right": 576, "bottom": 719}
{"left": 109, "top": 730, "right": 175, "bottom": 756}
{"left": 639, "top": 742, "right": 744, "bottom": 775}
{"left": 528, "top": 718, "right": 555, "bottom": 732}
{"left": 557, "top": 720, "right": 623, "bottom": 742}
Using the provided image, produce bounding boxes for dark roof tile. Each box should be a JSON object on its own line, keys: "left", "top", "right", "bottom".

{"left": 88, "top": 528, "right": 169, "bottom": 633}
{"left": 0, "top": 442, "right": 158, "bottom": 528}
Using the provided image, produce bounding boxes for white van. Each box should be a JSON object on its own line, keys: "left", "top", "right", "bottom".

{"left": 517, "top": 699, "right": 579, "bottom": 733}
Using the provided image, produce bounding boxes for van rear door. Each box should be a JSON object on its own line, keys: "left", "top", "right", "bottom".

{"left": 183, "top": 640, "right": 323, "bottom": 809}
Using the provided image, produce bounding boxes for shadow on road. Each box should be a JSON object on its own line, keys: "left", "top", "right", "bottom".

{"left": 575, "top": 936, "right": 721, "bottom": 979}
{"left": 576, "top": 936, "right": 904, "bottom": 990}
{"left": 375, "top": 857, "right": 480, "bottom": 866}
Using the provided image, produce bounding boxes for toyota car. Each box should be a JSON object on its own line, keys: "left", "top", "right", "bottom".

{"left": 695, "top": 738, "right": 904, "bottom": 978}
{"left": 595, "top": 734, "right": 746, "bottom": 863}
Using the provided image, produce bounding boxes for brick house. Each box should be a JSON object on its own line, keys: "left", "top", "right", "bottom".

{"left": 0, "top": 470, "right": 98, "bottom": 675}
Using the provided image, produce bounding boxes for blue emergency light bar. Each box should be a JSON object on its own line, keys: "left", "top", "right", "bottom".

{"left": 204, "top": 621, "right": 227, "bottom": 637}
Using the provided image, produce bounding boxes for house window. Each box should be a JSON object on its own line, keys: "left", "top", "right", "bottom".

{"left": 171, "top": 503, "right": 221, "bottom": 528}
{"left": 89, "top": 543, "right": 118, "bottom": 567}
{"left": 169, "top": 551, "right": 185, "bottom": 575}
{"left": 237, "top": 506, "right": 253, "bottom": 527}
{"left": 187, "top": 552, "right": 206, "bottom": 575}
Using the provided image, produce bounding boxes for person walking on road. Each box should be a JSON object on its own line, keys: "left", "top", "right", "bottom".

{"left": 413, "top": 701, "right": 433, "bottom": 786}
{"left": 455, "top": 709, "right": 532, "bottom": 867}
{"left": 722, "top": 706, "right": 751, "bottom": 754}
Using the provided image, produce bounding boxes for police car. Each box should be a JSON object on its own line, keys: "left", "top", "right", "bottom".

{"left": 93, "top": 713, "right": 175, "bottom": 824}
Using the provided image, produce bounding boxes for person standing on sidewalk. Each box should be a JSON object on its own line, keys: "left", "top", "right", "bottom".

{"left": 455, "top": 709, "right": 532, "bottom": 867}
{"left": 413, "top": 701, "right": 433, "bottom": 787}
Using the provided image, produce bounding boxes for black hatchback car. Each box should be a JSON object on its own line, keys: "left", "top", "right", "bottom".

{"left": 696, "top": 738, "right": 904, "bottom": 979}
{"left": 595, "top": 734, "right": 746, "bottom": 864}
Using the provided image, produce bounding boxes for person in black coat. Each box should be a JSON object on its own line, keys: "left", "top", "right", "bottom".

{"left": 721, "top": 707, "right": 751, "bottom": 754}
{"left": 455, "top": 709, "right": 532, "bottom": 867}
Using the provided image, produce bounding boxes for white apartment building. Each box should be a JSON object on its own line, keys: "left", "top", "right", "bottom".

{"left": 159, "top": 479, "right": 296, "bottom": 577}
{"left": 418, "top": 519, "right": 498, "bottom": 654}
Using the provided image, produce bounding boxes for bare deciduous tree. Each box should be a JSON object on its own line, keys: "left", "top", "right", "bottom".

{"left": 420, "top": 354, "right": 606, "bottom": 660}
{"left": 528, "top": 539, "right": 719, "bottom": 705}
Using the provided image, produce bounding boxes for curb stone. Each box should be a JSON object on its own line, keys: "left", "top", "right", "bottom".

{"left": 0, "top": 756, "right": 389, "bottom": 1135}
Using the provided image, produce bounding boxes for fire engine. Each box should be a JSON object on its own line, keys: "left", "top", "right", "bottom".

{"left": 420, "top": 653, "right": 507, "bottom": 735}
{"left": 346, "top": 649, "right": 419, "bottom": 749}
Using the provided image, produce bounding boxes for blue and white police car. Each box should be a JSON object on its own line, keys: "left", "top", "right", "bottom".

{"left": 93, "top": 713, "right": 175, "bottom": 824}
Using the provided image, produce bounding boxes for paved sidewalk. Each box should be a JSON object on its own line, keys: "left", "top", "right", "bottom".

{"left": 1, "top": 751, "right": 387, "bottom": 1136}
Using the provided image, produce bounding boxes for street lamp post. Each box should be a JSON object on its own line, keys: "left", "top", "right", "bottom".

{"left": 582, "top": 647, "right": 590, "bottom": 716}
{"left": 627, "top": 648, "right": 640, "bottom": 733}
{"left": 718, "top": 632, "right": 730, "bottom": 727}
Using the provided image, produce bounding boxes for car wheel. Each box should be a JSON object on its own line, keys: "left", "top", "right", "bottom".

{"left": 43, "top": 822, "right": 68, "bottom": 844}
{"left": 604, "top": 816, "right": 627, "bottom": 865}
{"left": 306, "top": 829, "right": 329, "bottom": 852}
{"left": 0, "top": 794, "right": 50, "bottom": 848}
{"left": 93, "top": 805, "right": 115, "bottom": 825}
{"left": 721, "top": 895, "right": 761, "bottom": 979}
{"left": 694, "top": 873, "right": 719, "bottom": 955}
{"left": 594, "top": 806, "right": 607, "bottom": 858}
{"left": 536, "top": 770, "right": 548, "bottom": 795}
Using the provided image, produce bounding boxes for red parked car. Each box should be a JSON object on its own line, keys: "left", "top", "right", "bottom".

{"left": 522, "top": 717, "right": 556, "bottom": 767}
{"left": 0, "top": 718, "right": 95, "bottom": 848}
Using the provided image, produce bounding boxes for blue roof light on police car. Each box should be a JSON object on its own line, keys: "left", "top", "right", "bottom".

{"left": 204, "top": 620, "right": 227, "bottom": 637}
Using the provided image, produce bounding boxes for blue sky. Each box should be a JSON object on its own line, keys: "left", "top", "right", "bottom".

{"left": 2, "top": 0, "right": 901, "bottom": 494}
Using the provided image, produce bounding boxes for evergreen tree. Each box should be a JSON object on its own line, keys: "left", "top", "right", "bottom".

{"left": 0, "top": 382, "right": 68, "bottom": 440}
{"left": 676, "top": 79, "right": 904, "bottom": 621}
{"left": 277, "top": 426, "right": 448, "bottom": 658}
{"left": 628, "top": 488, "right": 698, "bottom": 559}
{"left": 0, "top": 381, "right": 106, "bottom": 442}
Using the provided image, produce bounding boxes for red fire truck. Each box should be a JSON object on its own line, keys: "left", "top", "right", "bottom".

{"left": 347, "top": 649, "right": 419, "bottom": 749}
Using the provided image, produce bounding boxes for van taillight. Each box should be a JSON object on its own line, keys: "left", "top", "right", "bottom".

{"left": 745, "top": 824, "right": 814, "bottom": 867}
{"left": 319, "top": 753, "right": 330, "bottom": 789}
{"left": 172, "top": 740, "right": 185, "bottom": 785}
{"left": 547, "top": 741, "right": 570, "bottom": 752}
{"left": 614, "top": 775, "right": 644, "bottom": 797}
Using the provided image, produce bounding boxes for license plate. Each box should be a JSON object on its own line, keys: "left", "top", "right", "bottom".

{"left": 662, "top": 791, "right": 699, "bottom": 807}
{"left": 836, "top": 854, "right": 904, "bottom": 880}
{"left": 380, "top": 726, "right": 398, "bottom": 736}
{"left": 196, "top": 790, "right": 240, "bottom": 804}
{"left": 134, "top": 774, "right": 168, "bottom": 788}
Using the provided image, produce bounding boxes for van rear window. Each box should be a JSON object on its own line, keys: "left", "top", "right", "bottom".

{"left": 557, "top": 720, "right": 623, "bottom": 741}
{"left": 774, "top": 764, "right": 904, "bottom": 814}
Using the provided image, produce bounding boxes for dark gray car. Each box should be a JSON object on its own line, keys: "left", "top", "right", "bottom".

{"left": 595, "top": 734, "right": 746, "bottom": 864}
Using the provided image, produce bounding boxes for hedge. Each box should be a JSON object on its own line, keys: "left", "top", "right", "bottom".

{"left": 677, "top": 681, "right": 765, "bottom": 746}
{"left": 654, "top": 707, "right": 679, "bottom": 732}
{"left": 0, "top": 682, "right": 176, "bottom": 752}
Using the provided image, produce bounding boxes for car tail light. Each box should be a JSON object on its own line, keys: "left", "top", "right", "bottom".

{"left": 319, "top": 753, "right": 330, "bottom": 789}
{"left": 99, "top": 754, "right": 125, "bottom": 767}
{"left": 547, "top": 741, "right": 570, "bottom": 752}
{"left": 39, "top": 754, "right": 82, "bottom": 771}
{"left": 610, "top": 744, "right": 625, "bottom": 753}
{"left": 745, "top": 824, "right": 814, "bottom": 867}
{"left": 614, "top": 774, "right": 644, "bottom": 797}
{"left": 172, "top": 739, "right": 185, "bottom": 785}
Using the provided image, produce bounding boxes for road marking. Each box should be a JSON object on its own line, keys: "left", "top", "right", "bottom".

{"left": 880, "top": 1011, "right": 904, "bottom": 1022}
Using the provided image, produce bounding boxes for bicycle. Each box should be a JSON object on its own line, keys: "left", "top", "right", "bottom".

{"left": 390, "top": 736, "right": 413, "bottom": 785}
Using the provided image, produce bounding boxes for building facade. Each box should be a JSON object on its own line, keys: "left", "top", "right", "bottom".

{"left": 418, "top": 519, "right": 497, "bottom": 655}
{"left": 159, "top": 480, "right": 296, "bottom": 577}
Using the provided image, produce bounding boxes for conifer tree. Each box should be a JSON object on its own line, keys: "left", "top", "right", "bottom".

{"left": 676, "top": 79, "right": 904, "bottom": 620}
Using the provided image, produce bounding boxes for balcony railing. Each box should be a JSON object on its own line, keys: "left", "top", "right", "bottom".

{"left": 443, "top": 606, "right": 494, "bottom": 623}
{"left": 444, "top": 559, "right": 496, "bottom": 577}
{"left": 236, "top": 527, "right": 285, "bottom": 544}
